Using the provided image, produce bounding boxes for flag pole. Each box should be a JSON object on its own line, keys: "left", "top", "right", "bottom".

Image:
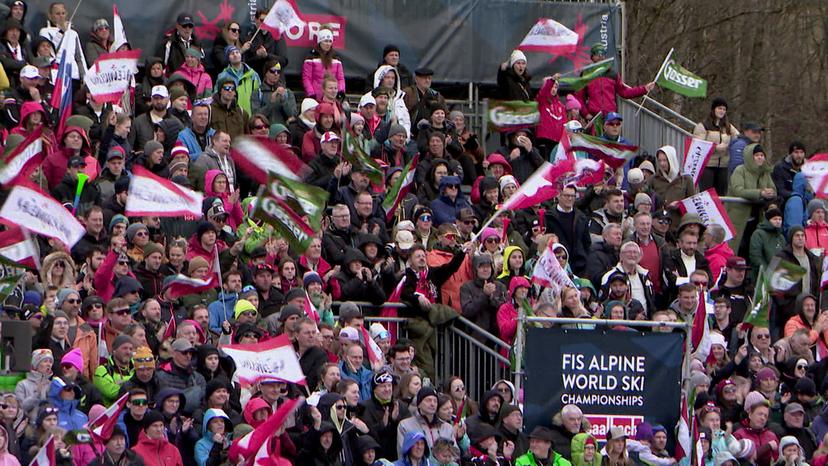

{"left": 215, "top": 248, "right": 228, "bottom": 323}
{"left": 557, "top": 57, "right": 614, "bottom": 78}
{"left": 471, "top": 209, "right": 504, "bottom": 243}
{"left": 635, "top": 47, "right": 673, "bottom": 117}
{"left": 67, "top": 0, "right": 84, "bottom": 25}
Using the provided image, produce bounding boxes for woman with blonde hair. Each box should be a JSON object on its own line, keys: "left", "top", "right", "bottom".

{"left": 39, "top": 252, "right": 76, "bottom": 290}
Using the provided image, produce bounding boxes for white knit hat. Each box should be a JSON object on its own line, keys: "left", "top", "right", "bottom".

{"left": 301, "top": 98, "right": 318, "bottom": 115}
{"left": 509, "top": 50, "right": 527, "bottom": 67}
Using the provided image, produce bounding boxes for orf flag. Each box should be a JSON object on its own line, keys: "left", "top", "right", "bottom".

{"left": 690, "top": 290, "right": 711, "bottom": 360}
{"left": 260, "top": 0, "right": 306, "bottom": 37}
{"left": 517, "top": 18, "right": 579, "bottom": 55}
{"left": 802, "top": 153, "right": 828, "bottom": 199}
{"left": 50, "top": 49, "right": 73, "bottom": 137}
{"left": 28, "top": 434, "right": 55, "bottom": 466}
{"left": 164, "top": 274, "right": 217, "bottom": 300}
{"left": 221, "top": 334, "right": 305, "bottom": 388}
{"left": 0, "top": 227, "right": 38, "bottom": 269}
{"left": 0, "top": 127, "right": 43, "bottom": 186}
{"left": 677, "top": 189, "right": 736, "bottom": 242}
{"left": 86, "top": 393, "right": 128, "bottom": 443}
{"left": 84, "top": 50, "right": 141, "bottom": 104}
{"left": 126, "top": 166, "right": 203, "bottom": 218}
{"left": 682, "top": 137, "right": 716, "bottom": 186}
{"left": 232, "top": 136, "right": 308, "bottom": 184}
{"left": 110, "top": 5, "right": 128, "bottom": 52}
{"left": 0, "top": 184, "right": 85, "bottom": 248}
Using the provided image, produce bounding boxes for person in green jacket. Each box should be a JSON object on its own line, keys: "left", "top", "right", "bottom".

{"left": 748, "top": 209, "right": 786, "bottom": 283}
{"left": 516, "top": 426, "right": 572, "bottom": 466}
{"left": 216, "top": 45, "right": 261, "bottom": 116}
{"left": 93, "top": 335, "right": 135, "bottom": 405}
{"left": 571, "top": 433, "right": 602, "bottom": 466}
{"left": 727, "top": 143, "right": 777, "bottom": 253}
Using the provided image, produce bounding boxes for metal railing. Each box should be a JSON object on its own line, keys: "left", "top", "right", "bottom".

{"left": 619, "top": 97, "right": 694, "bottom": 158}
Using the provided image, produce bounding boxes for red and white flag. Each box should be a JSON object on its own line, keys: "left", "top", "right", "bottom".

{"left": 499, "top": 157, "right": 605, "bottom": 212}
{"left": 84, "top": 50, "right": 141, "bottom": 104}
{"left": 221, "top": 334, "right": 305, "bottom": 388}
{"left": 388, "top": 276, "right": 406, "bottom": 303}
{"left": 110, "top": 5, "right": 128, "bottom": 52}
{"left": 162, "top": 314, "right": 177, "bottom": 341}
{"left": 86, "top": 393, "right": 128, "bottom": 443}
{"left": 232, "top": 398, "right": 300, "bottom": 466}
{"left": 803, "top": 153, "right": 828, "bottom": 199}
{"left": 0, "top": 128, "right": 43, "bottom": 186}
{"left": 517, "top": 18, "right": 579, "bottom": 55}
{"left": 677, "top": 189, "right": 736, "bottom": 242}
{"left": 382, "top": 154, "right": 418, "bottom": 222}
{"left": 531, "top": 242, "right": 576, "bottom": 291}
{"left": 681, "top": 137, "right": 716, "bottom": 186}
{"left": 360, "top": 326, "right": 384, "bottom": 367}
{"left": 260, "top": 0, "right": 306, "bottom": 37}
{"left": 232, "top": 136, "right": 308, "bottom": 184}
{"left": 568, "top": 133, "right": 638, "bottom": 169}
{"left": 0, "top": 185, "right": 85, "bottom": 248}
{"left": 125, "top": 166, "right": 203, "bottom": 218}
{"left": 0, "top": 227, "right": 38, "bottom": 269}
{"left": 675, "top": 394, "right": 690, "bottom": 462}
{"left": 690, "top": 290, "right": 711, "bottom": 360}
{"left": 164, "top": 274, "right": 217, "bottom": 300}
{"left": 821, "top": 257, "right": 828, "bottom": 290}
{"left": 303, "top": 291, "right": 320, "bottom": 324}
{"left": 28, "top": 434, "right": 55, "bottom": 466}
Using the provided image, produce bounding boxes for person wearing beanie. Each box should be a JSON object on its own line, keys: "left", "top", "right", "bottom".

{"left": 94, "top": 333, "right": 136, "bottom": 405}
{"left": 728, "top": 142, "right": 776, "bottom": 251}
{"left": 633, "top": 192, "right": 653, "bottom": 214}
{"left": 131, "top": 408, "right": 184, "bottom": 466}
{"left": 397, "top": 386, "right": 453, "bottom": 454}
{"left": 134, "top": 242, "right": 165, "bottom": 301}
{"left": 58, "top": 347, "right": 103, "bottom": 414}
{"left": 288, "top": 97, "right": 318, "bottom": 148}
{"left": 771, "top": 223, "right": 822, "bottom": 326}
{"left": 252, "top": 55, "right": 297, "bottom": 127}
{"left": 206, "top": 269, "right": 243, "bottom": 336}
{"left": 772, "top": 141, "right": 808, "bottom": 200}
{"left": 301, "top": 26, "right": 345, "bottom": 98}
{"left": 15, "top": 349, "right": 54, "bottom": 419}
{"left": 747, "top": 207, "right": 787, "bottom": 283}
{"left": 498, "top": 404, "right": 529, "bottom": 458}
{"left": 90, "top": 421, "right": 144, "bottom": 466}
{"left": 369, "top": 43, "right": 413, "bottom": 91}
{"left": 804, "top": 199, "right": 828, "bottom": 253}
{"left": 498, "top": 49, "right": 531, "bottom": 101}
{"left": 215, "top": 34, "right": 261, "bottom": 116}
{"left": 571, "top": 431, "right": 602, "bottom": 466}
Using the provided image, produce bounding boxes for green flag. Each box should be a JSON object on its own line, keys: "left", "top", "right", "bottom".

{"left": 656, "top": 56, "right": 707, "bottom": 97}
{"left": 0, "top": 273, "right": 23, "bottom": 304}
{"left": 559, "top": 61, "right": 612, "bottom": 92}
{"left": 766, "top": 257, "right": 807, "bottom": 292}
{"left": 743, "top": 266, "right": 770, "bottom": 329}
{"left": 487, "top": 101, "right": 538, "bottom": 133}
{"left": 255, "top": 173, "right": 329, "bottom": 253}
{"left": 264, "top": 172, "right": 329, "bottom": 230}
{"left": 342, "top": 130, "right": 384, "bottom": 185}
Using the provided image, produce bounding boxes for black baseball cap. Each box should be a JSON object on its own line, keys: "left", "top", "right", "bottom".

{"left": 177, "top": 14, "right": 194, "bottom": 26}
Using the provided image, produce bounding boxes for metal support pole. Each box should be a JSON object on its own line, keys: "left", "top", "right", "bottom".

{"left": 524, "top": 316, "right": 689, "bottom": 329}
{"left": 512, "top": 300, "right": 526, "bottom": 403}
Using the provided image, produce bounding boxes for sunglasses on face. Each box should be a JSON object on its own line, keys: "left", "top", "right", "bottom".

{"left": 222, "top": 85, "right": 236, "bottom": 92}
{"left": 485, "top": 238, "right": 498, "bottom": 244}
{"left": 253, "top": 124, "right": 268, "bottom": 130}
{"left": 118, "top": 261, "right": 129, "bottom": 266}
{"left": 54, "top": 262, "right": 65, "bottom": 268}
{"left": 240, "top": 311, "right": 257, "bottom": 317}
{"left": 242, "top": 333, "right": 258, "bottom": 339}
{"left": 268, "top": 67, "right": 280, "bottom": 74}
{"left": 657, "top": 219, "right": 671, "bottom": 225}
{"left": 605, "top": 122, "right": 621, "bottom": 127}
{"left": 135, "top": 231, "right": 148, "bottom": 237}
{"left": 419, "top": 215, "right": 432, "bottom": 222}
{"left": 229, "top": 28, "right": 240, "bottom": 33}
{"left": 462, "top": 220, "right": 475, "bottom": 225}
{"left": 43, "top": 407, "right": 58, "bottom": 414}
{"left": 334, "top": 404, "right": 346, "bottom": 410}
{"left": 723, "top": 386, "right": 737, "bottom": 394}
{"left": 443, "top": 234, "right": 456, "bottom": 241}
{"left": 181, "top": 24, "right": 194, "bottom": 29}
{"left": 797, "top": 364, "right": 808, "bottom": 370}
{"left": 446, "top": 185, "right": 459, "bottom": 189}
{"left": 65, "top": 298, "right": 80, "bottom": 304}
{"left": 692, "top": 281, "right": 707, "bottom": 287}
{"left": 112, "top": 308, "right": 130, "bottom": 316}
{"left": 130, "top": 398, "right": 148, "bottom": 406}
{"left": 755, "top": 333, "right": 770, "bottom": 339}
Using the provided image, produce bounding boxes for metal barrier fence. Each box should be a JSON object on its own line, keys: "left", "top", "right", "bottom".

{"left": 619, "top": 98, "right": 694, "bottom": 157}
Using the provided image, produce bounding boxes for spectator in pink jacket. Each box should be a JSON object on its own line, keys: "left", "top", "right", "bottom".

{"left": 496, "top": 276, "right": 531, "bottom": 356}
{"left": 175, "top": 48, "right": 213, "bottom": 99}
{"left": 704, "top": 224, "right": 735, "bottom": 284}
{"left": 204, "top": 170, "right": 243, "bottom": 229}
{"left": 301, "top": 27, "right": 345, "bottom": 99}
{"left": 574, "top": 43, "right": 654, "bottom": 120}
{"left": 536, "top": 75, "right": 566, "bottom": 160}
{"left": 805, "top": 199, "right": 828, "bottom": 254}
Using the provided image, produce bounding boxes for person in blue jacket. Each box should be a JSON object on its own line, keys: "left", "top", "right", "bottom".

{"left": 47, "top": 377, "right": 89, "bottom": 432}
{"left": 727, "top": 122, "right": 763, "bottom": 175}
{"left": 783, "top": 171, "right": 814, "bottom": 234}
{"left": 394, "top": 431, "right": 433, "bottom": 466}
{"left": 194, "top": 408, "right": 232, "bottom": 466}
{"left": 430, "top": 176, "right": 472, "bottom": 227}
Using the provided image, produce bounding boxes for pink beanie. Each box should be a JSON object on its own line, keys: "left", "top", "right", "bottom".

{"left": 88, "top": 404, "right": 106, "bottom": 423}
{"left": 61, "top": 348, "right": 84, "bottom": 373}
{"left": 743, "top": 391, "right": 767, "bottom": 413}
{"left": 565, "top": 94, "right": 582, "bottom": 111}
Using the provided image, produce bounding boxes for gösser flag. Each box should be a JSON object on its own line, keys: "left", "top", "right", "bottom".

{"left": 0, "top": 185, "right": 85, "bottom": 248}
{"left": 682, "top": 137, "right": 716, "bottom": 186}
{"left": 231, "top": 136, "right": 308, "bottom": 184}
{"left": 656, "top": 51, "right": 707, "bottom": 98}
{"left": 677, "top": 189, "right": 736, "bottom": 242}
{"left": 517, "top": 18, "right": 579, "bottom": 55}
{"left": 125, "top": 166, "right": 203, "bottom": 218}
{"left": 221, "top": 334, "right": 305, "bottom": 388}
{"left": 84, "top": 50, "right": 141, "bottom": 104}
{"left": 263, "top": 172, "right": 329, "bottom": 230}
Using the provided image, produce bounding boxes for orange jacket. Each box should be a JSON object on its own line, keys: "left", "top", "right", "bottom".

{"left": 71, "top": 316, "right": 99, "bottom": 380}
{"left": 427, "top": 248, "right": 472, "bottom": 312}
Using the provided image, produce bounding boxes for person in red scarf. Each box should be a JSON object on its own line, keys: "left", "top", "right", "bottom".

{"left": 400, "top": 242, "right": 471, "bottom": 380}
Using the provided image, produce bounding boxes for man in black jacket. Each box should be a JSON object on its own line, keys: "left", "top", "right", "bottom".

{"left": 585, "top": 223, "right": 622, "bottom": 288}
{"left": 157, "top": 13, "right": 202, "bottom": 76}
{"left": 545, "top": 186, "right": 591, "bottom": 276}
{"left": 661, "top": 229, "right": 711, "bottom": 304}
{"left": 294, "top": 318, "right": 328, "bottom": 390}
{"left": 358, "top": 371, "right": 411, "bottom": 461}
{"left": 322, "top": 204, "right": 361, "bottom": 265}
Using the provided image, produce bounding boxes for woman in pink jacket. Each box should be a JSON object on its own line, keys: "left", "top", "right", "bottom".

{"left": 496, "top": 276, "right": 531, "bottom": 360}
{"left": 535, "top": 75, "right": 566, "bottom": 160}
{"left": 805, "top": 199, "right": 828, "bottom": 255}
{"left": 301, "top": 27, "right": 345, "bottom": 99}
{"left": 204, "top": 170, "right": 244, "bottom": 229}
{"left": 175, "top": 48, "right": 213, "bottom": 99}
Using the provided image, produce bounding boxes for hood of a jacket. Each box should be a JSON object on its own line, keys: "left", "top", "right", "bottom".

{"left": 400, "top": 430, "right": 430, "bottom": 458}
{"left": 201, "top": 408, "right": 231, "bottom": 437}
{"left": 657, "top": 145, "right": 679, "bottom": 183}
{"left": 499, "top": 245, "right": 524, "bottom": 279}
{"left": 478, "top": 389, "right": 505, "bottom": 423}
{"left": 204, "top": 169, "right": 228, "bottom": 198}
{"left": 48, "top": 378, "right": 81, "bottom": 412}
{"left": 154, "top": 388, "right": 186, "bottom": 414}
{"left": 373, "top": 64, "right": 403, "bottom": 96}
{"left": 242, "top": 397, "right": 271, "bottom": 428}
{"left": 572, "top": 432, "right": 600, "bottom": 466}
{"left": 17, "top": 101, "right": 47, "bottom": 129}
{"left": 792, "top": 172, "right": 814, "bottom": 203}
{"left": 742, "top": 143, "right": 772, "bottom": 176}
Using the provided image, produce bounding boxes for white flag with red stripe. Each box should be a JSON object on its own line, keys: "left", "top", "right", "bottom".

{"left": 28, "top": 434, "right": 55, "bottom": 466}
{"left": 303, "top": 291, "right": 320, "bottom": 324}
{"left": 260, "top": 0, "right": 306, "bottom": 37}
{"left": 0, "top": 127, "right": 43, "bottom": 186}
{"left": 361, "top": 326, "right": 384, "bottom": 367}
{"left": 677, "top": 189, "right": 736, "bottom": 242}
{"left": 234, "top": 398, "right": 300, "bottom": 466}
{"left": 682, "top": 137, "right": 716, "bottom": 186}
{"left": 803, "top": 153, "right": 828, "bottom": 199}
{"left": 164, "top": 274, "right": 217, "bottom": 300}
{"left": 517, "top": 18, "right": 579, "bottom": 55}
{"left": 126, "top": 166, "right": 203, "bottom": 218}
{"left": 690, "top": 290, "right": 711, "bottom": 360}
{"left": 86, "top": 393, "right": 128, "bottom": 443}
{"left": 84, "top": 50, "right": 141, "bottom": 104}
{"left": 0, "top": 227, "right": 38, "bottom": 269}
{"left": 110, "top": 5, "right": 128, "bottom": 52}
{"left": 675, "top": 393, "right": 690, "bottom": 462}
{"left": 0, "top": 184, "right": 85, "bottom": 248}
{"left": 221, "top": 334, "right": 305, "bottom": 388}
{"left": 232, "top": 136, "right": 308, "bottom": 184}
{"left": 499, "top": 157, "right": 605, "bottom": 212}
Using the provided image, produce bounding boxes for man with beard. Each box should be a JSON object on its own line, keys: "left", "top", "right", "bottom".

{"left": 358, "top": 371, "right": 411, "bottom": 461}
{"left": 772, "top": 141, "right": 807, "bottom": 201}
{"left": 130, "top": 85, "right": 181, "bottom": 152}
{"left": 138, "top": 299, "right": 164, "bottom": 354}
{"left": 465, "top": 390, "right": 504, "bottom": 442}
